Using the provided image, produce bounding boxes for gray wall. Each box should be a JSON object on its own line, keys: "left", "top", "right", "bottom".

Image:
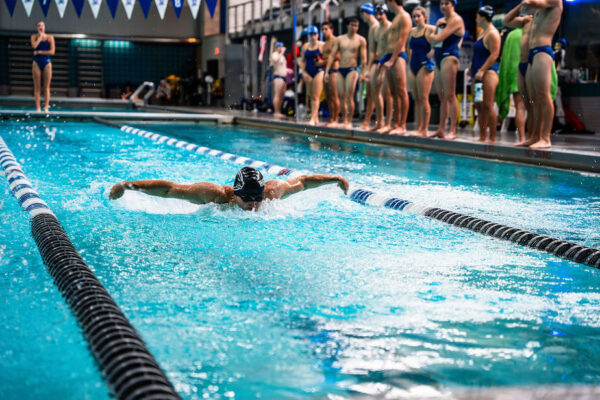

{"left": 1, "top": 1, "right": 201, "bottom": 38}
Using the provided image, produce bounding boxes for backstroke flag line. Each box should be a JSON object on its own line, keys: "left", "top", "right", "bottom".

{"left": 121, "top": 0, "right": 134, "bottom": 18}
{"left": 5, "top": 0, "right": 18, "bottom": 16}
{"left": 55, "top": 0, "right": 68, "bottom": 17}
{"left": 186, "top": 0, "right": 199, "bottom": 19}
{"left": 88, "top": 0, "right": 101, "bottom": 18}
{"left": 72, "top": 0, "right": 84, "bottom": 17}
{"left": 154, "top": 0, "right": 167, "bottom": 19}
{"left": 21, "top": 0, "right": 34, "bottom": 16}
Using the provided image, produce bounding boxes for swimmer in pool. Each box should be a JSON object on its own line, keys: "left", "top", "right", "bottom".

{"left": 109, "top": 167, "right": 349, "bottom": 211}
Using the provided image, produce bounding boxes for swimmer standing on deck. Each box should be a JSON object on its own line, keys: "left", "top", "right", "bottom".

{"left": 109, "top": 167, "right": 349, "bottom": 211}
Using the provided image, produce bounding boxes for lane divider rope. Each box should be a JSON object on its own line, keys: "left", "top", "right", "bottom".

{"left": 116, "top": 124, "right": 600, "bottom": 269}
{"left": 0, "top": 136, "right": 180, "bottom": 400}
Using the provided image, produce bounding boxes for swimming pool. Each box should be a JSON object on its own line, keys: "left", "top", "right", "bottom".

{"left": 1, "top": 119, "right": 600, "bottom": 399}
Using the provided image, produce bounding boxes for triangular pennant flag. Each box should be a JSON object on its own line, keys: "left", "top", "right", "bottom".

{"left": 121, "top": 0, "right": 134, "bottom": 18}
{"left": 106, "top": 0, "right": 118, "bottom": 17}
{"left": 21, "top": 0, "right": 34, "bottom": 16}
{"left": 171, "top": 0, "right": 182, "bottom": 18}
{"left": 4, "top": 0, "right": 18, "bottom": 16}
{"left": 186, "top": 0, "right": 199, "bottom": 19}
{"left": 72, "top": 0, "right": 84, "bottom": 16}
{"left": 205, "top": 0, "right": 216, "bottom": 18}
{"left": 55, "top": 0, "right": 67, "bottom": 17}
{"left": 38, "top": 0, "right": 51, "bottom": 16}
{"left": 138, "top": 0, "right": 151, "bottom": 18}
{"left": 87, "top": 0, "right": 101, "bottom": 18}
{"left": 154, "top": 0, "right": 167, "bottom": 19}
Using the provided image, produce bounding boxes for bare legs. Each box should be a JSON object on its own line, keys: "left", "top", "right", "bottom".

{"left": 360, "top": 65, "right": 379, "bottom": 130}
{"left": 410, "top": 67, "right": 434, "bottom": 136}
{"left": 529, "top": 53, "right": 554, "bottom": 149}
{"left": 516, "top": 69, "right": 536, "bottom": 146}
{"left": 308, "top": 71, "right": 324, "bottom": 125}
{"left": 513, "top": 92, "right": 526, "bottom": 142}
{"left": 324, "top": 72, "right": 340, "bottom": 126}
{"left": 272, "top": 78, "right": 286, "bottom": 118}
{"left": 339, "top": 70, "right": 359, "bottom": 129}
{"left": 430, "top": 57, "right": 459, "bottom": 140}
{"left": 474, "top": 70, "right": 499, "bottom": 143}
{"left": 388, "top": 58, "right": 409, "bottom": 135}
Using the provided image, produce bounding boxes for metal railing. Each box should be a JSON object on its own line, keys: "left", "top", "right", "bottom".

{"left": 228, "top": 0, "right": 284, "bottom": 34}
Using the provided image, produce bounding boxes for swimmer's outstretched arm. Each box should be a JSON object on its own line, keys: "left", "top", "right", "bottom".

{"left": 521, "top": 0, "right": 560, "bottom": 9}
{"left": 268, "top": 174, "right": 349, "bottom": 199}
{"left": 109, "top": 180, "right": 231, "bottom": 204}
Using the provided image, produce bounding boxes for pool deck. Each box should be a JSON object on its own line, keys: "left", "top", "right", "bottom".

{"left": 145, "top": 105, "right": 600, "bottom": 174}
{"left": 0, "top": 109, "right": 233, "bottom": 123}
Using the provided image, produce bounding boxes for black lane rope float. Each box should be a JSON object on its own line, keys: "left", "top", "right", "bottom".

{"left": 104, "top": 122, "right": 600, "bottom": 270}
{"left": 0, "top": 137, "right": 180, "bottom": 400}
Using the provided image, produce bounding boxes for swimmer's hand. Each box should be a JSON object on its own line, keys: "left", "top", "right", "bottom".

{"left": 336, "top": 176, "right": 349, "bottom": 195}
{"left": 109, "top": 183, "right": 125, "bottom": 199}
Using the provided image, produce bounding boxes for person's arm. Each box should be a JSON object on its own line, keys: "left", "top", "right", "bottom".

{"left": 30, "top": 34, "right": 42, "bottom": 49}
{"left": 359, "top": 36, "right": 368, "bottom": 80}
{"left": 502, "top": 4, "right": 528, "bottom": 28}
{"left": 315, "top": 42, "right": 327, "bottom": 67}
{"left": 384, "top": 14, "right": 411, "bottom": 69}
{"left": 267, "top": 174, "right": 349, "bottom": 199}
{"left": 475, "top": 30, "right": 501, "bottom": 81}
{"left": 299, "top": 43, "right": 309, "bottom": 81}
{"left": 324, "top": 39, "right": 339, "bottom": 82}
{"left": 522, "top": 0, "right": 560, "bottom": 9}
{"left": 109, "top": 180, "right": 230, "bottom": 204}
{"left": 430, "top": 17, "right": 462, "bottom": 44}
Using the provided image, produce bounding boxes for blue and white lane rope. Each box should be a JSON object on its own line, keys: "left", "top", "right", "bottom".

{"left": 0, "top": 137, "right": 54, "bottom": 218}
{"left": 118, "top": 124, "right": 600, "bottom": 268}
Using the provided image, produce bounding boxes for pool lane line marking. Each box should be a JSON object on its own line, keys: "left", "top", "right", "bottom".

{"left": 0, "top": 136, "right": 181, "bottom": 399}
{"left": 117, "top": 124, "right": 600, "bottom": 269}
{"left": 0, "top": 137, "right": 54, "bottom": 217}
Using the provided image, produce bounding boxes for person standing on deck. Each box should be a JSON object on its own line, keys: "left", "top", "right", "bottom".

{"left": 320, "top": 22, "right": 341, "bottom": 127}
{"left": 406, "top": 6, "right": 435, "bottom": 137}
{"left": 427, "top": 0, "right": 465, "bottom": 140}
{"left": 31, "top": 22, "right": 55, "bottom": 114}
{"left": 300, "top": 26, "right": 325, "bottom": 126}
{"left": 270, "top": 40, "right": 293, "bottom": 118}
{"left": 358, "top": 3, "right": 380, "bottom": 130}
{"left": 382, "top": 0, "right": 412, "bottom": 135}
{"left": 520, "top": 0, "right": 562, "bottom": 150}
{"left": 325, "top": 18, "right": 368, "bottom": 130}
{"left": 470, "top": 6, "right": 501, "bottom": 143}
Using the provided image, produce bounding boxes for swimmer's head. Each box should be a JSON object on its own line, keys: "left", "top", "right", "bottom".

{"left": 375, "top": 4, "right": 388, "bottom": 15}
{"left": 233, "top": 167, "right": 265, "bottom": 210}
{"left": 308, "top": 25, "right": 319, "bottom": 36}
{"left": 36, "top": 21, "right": 45, "bottom": 33}
{"left": 440, "top": 0, "right": 456, "bottom": 12}
{"left": 477, "top": 5, "right": 494, "bottom": 22}
{"left": 360, "top": 3, "right": 375, "bottom": 16}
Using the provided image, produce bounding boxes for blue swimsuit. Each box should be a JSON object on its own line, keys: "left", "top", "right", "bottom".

{"left": 518, "top": 62, "right": 528, "bottom": 78}
{"left": 34, "top": 39, "right": 51, "bottom": 71}
{"left": 528, "top": 45, "right": 554, "bottom": 65}
{"left": 338, "top": 67, "right": 357, "bottom": 78}
{"left": 471, "top": 38, "right": 499, "bottom": 78}
{"left": 434, "top": 34, "right": 461, "bottom": 68}
{"left": 304, "top": 48, "right": 324, "bottom": 78}
{"left": 378, "top": 52, "right": 408, "bottom": 67}
{"left": 409, "top": 35, "right": 434, "bottom": 75}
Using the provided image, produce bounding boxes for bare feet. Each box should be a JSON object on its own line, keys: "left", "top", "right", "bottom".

{"left": 44, "top": 107, "right": 49, "bottom": 113}
{"left": 427, "top": 130, "right": 444, "bottom": 139}
{"left": 273, "top": 112, "right": 285, "bottom": 119}
{"left": 529, "top": 139, "right": 551, "bottom": 150}
{"left": 389, "top": 127, "right": 407, "bottom": 135}
{"left": 358, "top": 123, "right": 371, "bottom": 130}
{"left": 35, "top": 108, "right": 42, "bottom": 113}
{"left": 485, "top": 138, "right": 496, "bottom": 144}
{"left": 324, "top": 121, "right": 339, "bottom": 128}
{"left": 444, "top": 132, "right": 457, "bottom": 140}
{"left": 342, "top": 122, "right": 353, "bottom": 130}
{"left": 370, "top": 123, "right": 383, "bottom": 132}
{"left": 407, "top": 130, "right": 426, "bottom": 137}
{"left": 515, "top": 138, "right": 537, "bottom": 147}
{"left": 376, "top": 125, "right": 391, "bottom": 134}
{"left": 307, "top": 120, "right": 317, "bottom": 126}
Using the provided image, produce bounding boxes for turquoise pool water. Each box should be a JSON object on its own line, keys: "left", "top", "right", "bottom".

{"left": 1, "top": 120, "right": 600, "bottom": 399}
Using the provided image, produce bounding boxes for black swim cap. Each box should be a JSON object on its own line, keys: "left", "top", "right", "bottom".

{"left": 233, "top": 167, "right": 265, "bottom": 202}
{"left": 478, "top": 5, "right": 494, "bottom": 21}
